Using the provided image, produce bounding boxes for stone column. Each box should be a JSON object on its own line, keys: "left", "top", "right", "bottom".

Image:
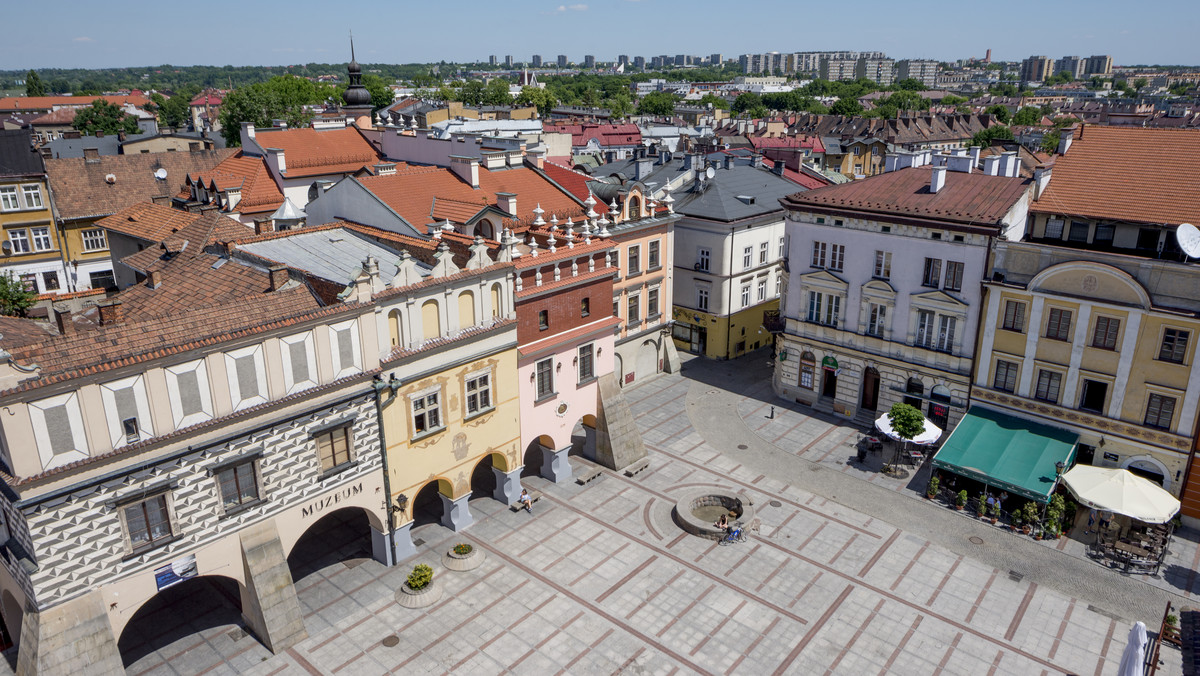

{"left": 492, "top": 466, "right": 524, "bottom": 505}
{"left": 540, "top": 444, "right": 573, "bottom": 483}
{"left": 239, "top": 521, "right": 307, "bottom": 654}
{"left": 15, "top": 590, "right": 123, "bottom": 676}
{"left": 439, "top": 493, "right": 474, "bottom": 531}
{"left": 391, "top": 521, "right": 418, "bottom": 562}
{"left": 370, "top": 525, "right": 394, "bottom": 567}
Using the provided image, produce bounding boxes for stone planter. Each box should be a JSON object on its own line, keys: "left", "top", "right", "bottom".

{"left": 396, "top": 576, "right": 442, "bottom": 609}
{"left": 443, "top": 545, "right": 485, "bottom": 572}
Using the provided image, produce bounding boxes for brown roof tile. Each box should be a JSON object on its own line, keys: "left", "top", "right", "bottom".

{"left": 119, "top": 211, "right": 252, "bottom": 274}
{"left": 96, "top": 202, "right": 204, "bottom": 242}
{"left": 46, "top": 149, "right": 235, "bottom": 222}
{"left": 0, "top": 95, "right": 153, "bottom": 113}
{"left": 1032, "top": 125, "right": 1200, "bottom": 226}
{"left": 188, "top": 152, "right": 284, "bottom": 214}
{"left": 251, "top": 127, "right": 381, "bottom": 178}
{"left": 0, "top": 316, "right": 57, "bottom": 350}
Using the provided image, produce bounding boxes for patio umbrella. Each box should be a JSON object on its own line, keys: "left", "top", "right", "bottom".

{"left": 1116, "top": 621, "right": 1147, "bottom": 676}
{"left": 875, "top": 413, "right": 942, "bottom": 446}
{"left": 1060, "top": 465, "right": 1180, "bottom": 524}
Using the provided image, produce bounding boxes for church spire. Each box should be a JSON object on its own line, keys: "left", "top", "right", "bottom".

{"left": 342, "top": 34, "right": 371, "bottom": 107}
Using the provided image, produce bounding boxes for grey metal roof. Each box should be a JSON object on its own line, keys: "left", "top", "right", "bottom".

{"left": 0, "top": 129, "right": 45, "bottom": 176}
{"left": 41, "top": 134, "right": 121, "bottom": 159}
{"left": 673, "top": 161, "right": 801, "bottom": 221}
{"left": 238, "top": 228, "right": 429, "bottom": 285}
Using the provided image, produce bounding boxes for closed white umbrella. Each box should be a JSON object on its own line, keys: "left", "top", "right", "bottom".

{"left": 1061, "top": 465, "right": 1180, "bottom": 524}
{"left": 1117, "top": 621, "right": 1147, "bottom": 676}
{"left": 875, "top": 412, "right": 942, "bottom": 446}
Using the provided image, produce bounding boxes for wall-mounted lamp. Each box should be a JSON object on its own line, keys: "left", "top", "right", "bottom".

{"left": 372, "top": 374, "right": 402, "bottom": 395}
{"left": 530, "top": 371, "right": 536, "bottom": 382}
{"left": 393, "top": 494, "right": 408, "bottom": 514}
{"left": 573, "top": 356, "right": 578, "bottom": 365}
{"left": 596, "top": 347, "right": 603, "bottom": 357}
{"left": 556, "top": 362, "right": 562, "bottom": 372}
{"left": 1098, "top": 436, "right": 1106, "bottom": 447}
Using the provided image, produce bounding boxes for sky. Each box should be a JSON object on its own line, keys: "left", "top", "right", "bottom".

{"left": 2, "top": 0, "right": 1197, "bottom": 70}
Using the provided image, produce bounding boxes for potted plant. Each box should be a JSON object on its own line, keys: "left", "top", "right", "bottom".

{"left": 1012, "top": 509, "right": 1025, "bottom": 533}
{"left": 1021, "top": 502, "right": 1042, "bottom": 537}
{"left": 976, "top": 493, "right": 988, "bottom": 518}
{"left": 926, "top": 474, "right": 940, "bottom": 500}
{"left": 396, "top": 563, "right": 443, "bottom": 608}
{"left": 955, "top": 490, "right": 968, "bottom": 511}
{"left": 989, "top": 500, "right": 1001, "bottom": 525}
{"left": 443, "top": 541, "right": 486, "bottom": 572}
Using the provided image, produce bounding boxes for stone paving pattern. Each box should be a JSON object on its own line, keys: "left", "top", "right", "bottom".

{"left": 8, "top": 353, "right": 1192, "bottom": 675}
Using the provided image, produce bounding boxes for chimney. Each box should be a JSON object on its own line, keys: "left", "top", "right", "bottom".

{"left": 969, "top": 145, "right": 981, "bottom": 167}
{"left": 930, "top": 165, "right": 947, "bottom": 193}
{"left": 83, "top": 147, "right": 100, "bottom": 161}
{"left": 1001, "top": 151, "right": 1018, "bottom": 178}
{"left": 189, "top": 141, "right": 201, "bottom": 152}
{"left": 496, "top": 192, "right": 517, "bottom": 215}
{"left": 53, "top": 307, "right": 73, "bottom": 336}
{"left": 885, "top": 154, "right": 899, "bottom": 172}
{"left": 268, "top": 264, "right": 289, "bottom": 291}
{"left": 946, "top": 154, "right": 972, "bottom": 174}
{"left": 983, "top": 155, "right": 1001, "bottom": 176}
{"left": 373, "top": 163, "right": 396, "bottom": 176}
{"left": 772, "top": 161, "right": 785, "bottom": 176}
{"left": 750, "top": 153, "right": 764, "bottom": 168}
{"left": 683, "top": 154, "right": 694, "bottom": 171}
{"left": 449, "top": 155, "right": 480, "bottom": 189}
{"left": 255, "top": 220, "right": 275, "bottom": 235}
{"left": 146, "top": 269, "right": 162, "bottom": 289}
{"left": 1033, "top": 166, "right": 1053, "bottom": 200}
{"left": 634, "top": 158, "right": 652, "bottom": 181}
{"left": 526, "top": 147, "right": 546, "bottom": 169}
{"left": 723, "top": 155, "right": 734, "bottom": 170}
{"left": 97, "top": 300, "right": 124, "bottom": 326}
{"left": 1057, "top": 128, "right": 1075, "bottom": 155}
{"left": 266, "top": 147, "right": 286, "bottom": 174}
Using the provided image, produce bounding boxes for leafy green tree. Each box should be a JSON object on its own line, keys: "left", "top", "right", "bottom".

{"left": 457, "top": 80, "right": 486, "bottom": 106}
{"left": 830, "top": 98, "right": 863, "bottom": 116}
{"left": 745, "top": 105, "right": 770, "bottom": 120}
{"left": 148, "top": 85, "right": 197, "bottom": 129}
{"left": 73, "top": 99, "right": 141, "bottom": 136}
{"left": 989, "top": 83, "right": 1018, "bottom": 97}
{"left": 1133, "top": 77, "right": 1149, "bottom": 91}
{"left": 985, "top": 104, "right": 1011, "bottom": 123}
{"left": 0, "top": 272, "right": 35, "bottom": 317}
{"left": 638, "top": 91, "right": 677, "bottom": 116}
{"left": 606, "top": 92, "right": 633, "bottom": 119}
{"left": 25, "top": 70, "right": 45, "bottom": 97}
{"left": 940, "top": 94, "right": 968, "bottom": 106}
{"left": 514, "top": 86, "right": 557, "bottom": 116}
{"left": 894, "top": 78, "right": 927, "bottom": 91}
{"left": 361, "top": 74, "right": 396, "bottom": 109}
{"left": 1040, "top": 130, "right": 1061, "bottom": 155}
{"left": 218, "top": 75, "right": 337, "bottom": 146}
{"left": 697, "top": 93, "right": 729, "bottom": 110}
{"left": 482, "top": 79, "right": 512, "bottom": 106}
{"left": 886, "top": 402, "right": 925, "bottom": 470}
{"left": 49, "top": 78, "right": 71, "bottom": 94}
{"left": 731, "top": 92, "right": 762, "bottom": 115}
{"left": 970, "top": 125, "right": 1014, "bottom": 147}
{"left": 1011, "top": 106, "right": 1042, "bottom": 126}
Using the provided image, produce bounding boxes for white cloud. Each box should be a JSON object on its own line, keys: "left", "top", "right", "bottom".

{"left": 552, "top": 3, "right": 588, "bottom": 11}
{"left": 72, "top": 37, "right": 94, "bottom": 43}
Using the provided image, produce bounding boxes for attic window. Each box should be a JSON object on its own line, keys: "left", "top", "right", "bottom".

{"left": 736, "top": 195, "right": 756, "bottom": 205}
{"left": 881, "top": 225, "right": 891, "bottom": 233}
{"left": 931, "top": 232, "right": 942, "bottom": 240}
{"left": 953, "top": 235, "right": 965, "bottom": 243}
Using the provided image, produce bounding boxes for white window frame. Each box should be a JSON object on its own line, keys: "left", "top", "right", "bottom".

{"left": 759, "top": 241, "right": 768, "bottom": 264}
{"left": 21, "top": 185, "right": 43, "bottom": 209}
{"left": 410, "top": 384, "right": 444, "bottom": 437}
{"left": 757, "top": 278, "right": 767, "bottom": 302}
{"left": 867, "top": 303, "right": 886, "bottom": 337}
{"left": 535, "top": 357, "right": 555, "bottom": 399}
{"left": 8, "top": 229, "right": 29, "bottom": 254}
{"left": 627, "top": 244, "right": 641, "bottom": 275}
{"left": 696, "top": 247, "right": 711, "bottom": 272}
{"left": 743, "top": 246, "right": 752, "bottom": 269}
{"left": 811, "top": 241, "right": 827, "bottom": 268}
{"left": 30, "top": 227, "right": 51, "bottom": 252}
{"left": 829, "top": 244, "right": 845, "bottom": 272}
{"left": 741, "top": 284, "right": 751, "bottom": 308}
{"left": 0, "top": 186, "right": 18, "bottom": 211}
{"left": 873, "top": 250, "right": 891, "bottom": 279}
{"left": 697, "top": 286, "right": 709, "bottom": 312}
{"left": 81, "top": 228, "right": 108, "bottom": 252}
{"left": 465, "top": 368, "right": 494, "bottom": 416}
{"left": 936, "top": 315, "right": 957, "bottom": 353}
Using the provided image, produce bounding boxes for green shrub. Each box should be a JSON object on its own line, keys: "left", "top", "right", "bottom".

{"left": 926, "top": 475, "right": 940, "bottom": 497}
{"left": 956, "top": 490, "right": 968, "bottom": 507}
{"left": 407, "top": 564, "right": 434, "bottom": 590}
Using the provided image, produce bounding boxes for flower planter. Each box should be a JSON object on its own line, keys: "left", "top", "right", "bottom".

{"left": 443, "top": 544, "right": 485, "bottom": 572}
{"left": 396, "top": 576, "right": 442, "bottom": 609}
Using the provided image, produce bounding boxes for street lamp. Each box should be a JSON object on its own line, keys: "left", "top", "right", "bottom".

{"left": 1055, "top": 460, "right": 1066, "bottom": 477}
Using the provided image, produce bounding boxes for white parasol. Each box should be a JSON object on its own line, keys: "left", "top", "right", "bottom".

{"left": 1116, "top": 621, "right": 1147, "bottom": 676}
{"left": 1060, "top": 465, "right": 1180, "bottom": 524}
{"left": 875, "top": 412, "right": 942, "bottom": 446}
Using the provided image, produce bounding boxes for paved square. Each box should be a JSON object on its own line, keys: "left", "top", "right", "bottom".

{"left": 14, "top": 354, "right": 1190, "bottom": 675}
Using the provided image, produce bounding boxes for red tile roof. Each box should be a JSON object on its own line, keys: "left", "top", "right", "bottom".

{"left": 782, "top": 166, "right": 1031, "bottom": 229}
{"left": 543, "top": 123, "right": 642, "bottom": 148}
{"left": 189, "top": 92, "right": 224, "bottom": 107}
{"left": 541, "top": 161, "right": 611, "bottom": 214}
{"left": 188, "top": 152, "right": 284, "bottom": 214}
{"left": 0, "top": 316, "right": 57, "bottom": 349}
{"left": 251, "top": 126, "right": 381, "bottom": 178}
{"left": 30, "top": 108, "right": 78, "bottom": 126}
{"left": 118, "top": 210, "right": 252, "bottom": 275}
{"left": 357, "top": 164, "right": 586, "bottom": 230}
{"left": 0, "top": 95, "right": 153, "bottom": 113}
{"left": 108, "top": 251, "right": 283, "bottom": 320}
{"left": 1032, "top": 125, "right": 1200, "bottom": 226}
{"left": 96, "top": 202, "right": 204, "bottom": 242}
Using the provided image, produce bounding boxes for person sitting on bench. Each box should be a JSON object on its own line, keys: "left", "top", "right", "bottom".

{"left": 520, "top": 489, "right": 534, "bottom": 513}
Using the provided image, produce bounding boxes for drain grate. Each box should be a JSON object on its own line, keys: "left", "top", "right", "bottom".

{"left": 968, "top": 536, "right": 984, "bottom": 545}
{"left": 1008, "top": 570, "right": 1024, "bottom": 583}
{"left": 343, "top": 558, "right": 366, "bottom": 569}
{"left": 381, "top": 635, "right": 400, "bottom": 648}
{"left": 769, "top": 500, "right": 782, "bottom": 508}
{"left": 412, "top": 538, "right": 426, "bottom": 547}
{"left": 737, "top": 444, "right": 748, "bottom": 450}
{"left": 227, "top": 627, "right": 247, "bottom": 642}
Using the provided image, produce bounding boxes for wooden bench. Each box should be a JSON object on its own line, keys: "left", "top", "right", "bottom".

{"left": 576, "top": 466, "right": 604, "bottom": 486}
{"left": 624, "top": 458, "right": 651, "bottom": 477}
{"left": 510, "top": 489, "right": 543, "bottom": 512}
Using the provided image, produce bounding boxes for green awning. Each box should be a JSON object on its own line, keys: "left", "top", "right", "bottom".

{"left": 931, "top": 406, "right": 1078, "bottom": 503}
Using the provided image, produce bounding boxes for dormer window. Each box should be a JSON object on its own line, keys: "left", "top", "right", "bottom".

{"left": 122, "top": 417, "right": 139, "bottom": 444}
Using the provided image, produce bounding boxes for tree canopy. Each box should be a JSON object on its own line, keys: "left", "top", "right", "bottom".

{"left": 985, "top": 104, "right": 1011, "bottom": 124}
{"left": 887, "top": 403, "right": 925, "bottom": 442}
{"left": 970, "top": 125, "right": 1015, "bottom": 148}
{"left": 1011, "top": 106, "right": 1042, "bottom": 126}
{"left": 148, "top": 85, "right": 198, "bottom": 129}
{"left": 894, "top": 78, "right": 927, "bottom": 91}
{"left": 731, "top": 92, "right": 762, "bottom": 116}
{"left": 830, "top": 98, "right": 863, "bottom": 116}
{"left": 25, "top": 70, "right": 45, "bottom": 97}
{"left": 514, "top": 86, "right": 557, "bottom": 117}
{"left": 0, "top": 272, "right": 35, "bottom": 317}
{"left": 218, "top": 75, "right": 339, "bottom": 146}
{"left": 638, "top": 91, "right": 677, "bottom": 116}
{"left": 697, "top": 93, "right": 729, "bottom": 110}
{"left": 72, "top": 99, "right": 142, "bottom": 136}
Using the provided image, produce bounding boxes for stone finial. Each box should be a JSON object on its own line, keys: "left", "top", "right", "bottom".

{"left": 431, "top": 241, "right": 461, "bottom": 278}
{"left": 391, "top": 250, "right": 423, "bottom": 287}
{"left": 466, "top": 235, "right": 494, "bottom": 269}
{"left": 532, "top": 203, "right": 545, "bottom": 226}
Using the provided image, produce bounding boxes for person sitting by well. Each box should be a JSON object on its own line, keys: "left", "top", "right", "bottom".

{"left": 714, "top": 513, "right": 729, "bottom": 532}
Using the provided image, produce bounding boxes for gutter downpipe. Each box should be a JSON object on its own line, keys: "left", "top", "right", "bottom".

{"left": 372, "top": 374, "right": 399, "bottom": 566}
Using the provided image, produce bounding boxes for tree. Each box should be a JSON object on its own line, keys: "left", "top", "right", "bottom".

{"left": 1133, "top": 77, "right": 1149, "bottom": 91}
{"left": 605, "top": 92, "right": 633, "bottom": 119}
{"left": 361, "top": 74, "right": 396, "bottom": 109}
{"left": 25, "top": 70, "right": 45, "bottom": 97}
{"left": 697, "top": 93, "right": 729, "bottom": 110}
{"left": 514, "top": 86, "right": 557, "bottom": 116}
{"left": 0, "top": 272, "right": 35, "bottom": 317}
{"left": 1012, "top": 106, "right": 1042, "bottom": 126}
{"left": 1040, "top": 130, "right": 1061, "bottom": 155}
{"left": 886, "top": 402, "right": 925, "bottom": 470}
{"left": 49, "top": 78, "right": 71, "bottom": 95}
{"left": 970, "top": 125, "right": 1014, "bottom": 147}
{"left": 895, "top": 78, "right": 927, "bottom": 91}
{"left": 457, "top": 80, "right": 486, "bottom": 106}
{"left": 218, "top": 75, "right": 337, "bottom": 147}
{"left": 482, "top": 78, "right": 512, "bottom": 106}
{"left": 830, "top": 98, "right": 863, "bottom": 116}
{"left": 638, "top": 91, "right": 677, "bottom": 116}
{"left": 731, "top": 92, "right": 763, "bottom": 115}
{"left": 148, "top": 86, "right": 197, "bottom": 130}
{"left": 940, "top": 94, "right": 968, "bottom": 106}
{"left": 989, "top": 83, "right": 1018, "bottom": 97}
{"left": 985, "top": 104, "right": 1011, "bottom": 124}
{"left": 73, "top": 99, "right": 141, "bottom": 136}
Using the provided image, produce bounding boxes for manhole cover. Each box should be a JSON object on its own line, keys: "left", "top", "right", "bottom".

{"left": 381, "top": 635, "right": 400, "bottom": 648}
{"left": 968, "top": 536, "right": 984, "bottom": 545}
{"left": 737, "top": 444, "right": 748, "bottom": 450}
{"left": 769, "top": 500, "right": 782, "bottom": 508}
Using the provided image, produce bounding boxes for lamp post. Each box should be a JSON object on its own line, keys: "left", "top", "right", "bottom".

{"left": 1055, "top": 460, "right": 1066, "bottom": 477}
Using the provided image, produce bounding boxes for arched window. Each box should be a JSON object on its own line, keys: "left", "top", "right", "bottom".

{"left": 904, "top": 377, "right": 924, "bottom": 408}
{"left": 388, "top": 309, "right": 403, "bottom": 347}
{"left": 627, "top": 195, "right": 642, "bottom": 220}
{"left": 474, "top": 219, "right": 495, "bottom": 240}
{"left": 799, "top": 351, "right": 816, "bottom": 390}
{"left": 490, "top": 282, "right": 503, "bottom": 317}
{"left": 928, "top": 385, "right": 951, "bottom": 429}
{"left": 458, "top": 290, "right": 476, "bottom": 328}
{"left": 421, "top": 300, "right": 441, "bottom": 341}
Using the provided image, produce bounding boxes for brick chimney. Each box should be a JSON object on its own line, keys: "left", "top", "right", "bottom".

{"left": 268, "top": 265, "right": 289, "bottom": 291}
{"left": 53, "top": 307, "right": 74, "bottom": 336}
{"left": 97, "top": 300, "right": 124, "bottom": 326}
{"left": 496, "top": 192, "right": 517, "bottom": 216}
{"left": 83, "top": 147, "right": 100, "bottom": 161}
{"left": 147, "top": 269, "right": 162, "bottom": 289}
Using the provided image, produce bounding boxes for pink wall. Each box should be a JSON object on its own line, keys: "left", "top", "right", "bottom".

{"left": 518, "top": 332, "right": 616, "bottom": 456}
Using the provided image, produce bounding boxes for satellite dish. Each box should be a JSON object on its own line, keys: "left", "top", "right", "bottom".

{"left": 705, "top": 166, "right": 716, "bottom": 180}
{"left": 1177, "top": 223, "right": 1200, "bottom": 259}
{"left": 154, "top": 168, "right": 168, "bottom": 180}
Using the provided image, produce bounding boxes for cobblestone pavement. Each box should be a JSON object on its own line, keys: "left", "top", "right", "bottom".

{"left": 24, "top": 352, "right": 1191, "bottom": 675}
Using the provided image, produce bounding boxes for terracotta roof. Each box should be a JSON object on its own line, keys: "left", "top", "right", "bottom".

{"left": 543, "top": 123, "right": 642, "bottom": 148}
{"left": 0, "top": 95, "right": 153, "bottom": 113}
{"left": 1032, "top": 125, "right": 1200, "bottom": 226}
{"left": 0, "top": 316, "right": 57, "bottom": 350}
{"left": 6, "top": 286, "right": 330, "bottom": 389}
{"left": 189, "top": 152, "right": 284, "bottom": 214}
{"left": 357, "top": 164, "right": 586, "bottom": 229}
{"left": 541, "top": 161, "right": 611, "bottom": 214}
{"left": 118, "top": 211, "right": 252, "bottom": 275}
{"left": 96, "top": 202, "right": 204, "bottom": 242}
{"left": 45, "top": 149, "right": 235, "bottom": 222}
{"left": 30, "top": 108, "right": 78, "bottom": 126}
{"left": 782, "top": 166, "right": 1031, "bottom": 228}
{"left": 250, "top": 127, "right": 381, "bottom": 178}
{"left": 108, "top": 251, "right": 288, "bottom": 320}
{"left": 189, "top": 92, "right": 224, "bottom": 107}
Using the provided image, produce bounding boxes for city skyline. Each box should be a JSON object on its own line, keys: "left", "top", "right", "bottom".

{"left": 1, "top": 0, "right": 1197, "bottom": 71}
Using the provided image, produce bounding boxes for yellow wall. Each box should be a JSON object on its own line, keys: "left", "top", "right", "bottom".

{"left": 0, "top": 178, "right": 61, "bottom": 271}
{"left": 59, "top": 218, "right": 111, "bottom": 265}
{"left": 672, "top": 299, "right": 778, "bottom": 360}
{"left": 382, "top": 347, "right": 521, "bottom": 522}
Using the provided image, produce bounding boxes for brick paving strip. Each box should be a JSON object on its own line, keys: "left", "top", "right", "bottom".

{"left": 964, "top": 568, "right": 1000, "bottom": 623}
{"left": 1093, "top": 618, "right": 1119, "bottom": 676}
{"left": 857, "top": 529, "right": 902, "bottom": 577}
{"left": 726, "top": 616, "right": 781, "bottom": 673}
{"left": 890, "top": 541, "right": 929, "bottom": 591}
{"left": 823, "top": 597, "right": 887, "bottom": 675}
{"left": 578, "top": 461, "right": 1082, "bottom": 673}
{"left": 878, "top": 615, "right": 924, "bottom": 676}
{"left": 689, "top": 599, "right": 747, "bottom": 656}
{"left": 932, "top": 632, "right": 963, "bottom": 675}
{"left": 506, "top": 610, "right": 589, "bottom": 671}
{"left": 926, "top": 555, "right": 964, "bottom": 607}
{"left": 556, "top": 627, "right": 614, "bottom": 675}
{"left": 985, "top": 649, "right": 1006, "bottom": 676}
{"left": 771, "top": 585, "right": 855, "bottom": 676}
{"left": 285, "top": 647, "right": 324, "bottom": 676}
{"left": 624, "top": 570, "right": 687, "bottom": 620}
